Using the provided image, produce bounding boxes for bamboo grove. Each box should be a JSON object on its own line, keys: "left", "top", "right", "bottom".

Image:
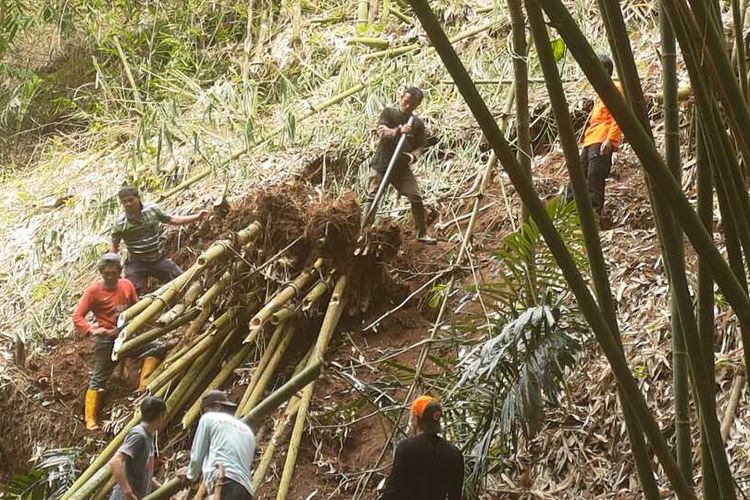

{"left": 405, "top": 0, "right": 750, "bottom": 497}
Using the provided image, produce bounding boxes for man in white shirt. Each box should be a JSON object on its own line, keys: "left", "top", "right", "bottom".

{"left": 184, "top": 390, "right": 256, "bottom": 499}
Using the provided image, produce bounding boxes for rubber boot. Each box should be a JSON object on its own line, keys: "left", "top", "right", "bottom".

{"left": 85, "top": 388, "right": 102, "bottom": 431}
{"left": 139, "top": 356, "right": 161, "bottom": 391}
{"left": 411, "top": 202, "right": 437, "bottom": 244}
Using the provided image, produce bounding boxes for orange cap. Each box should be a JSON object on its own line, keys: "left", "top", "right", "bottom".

{"left": 411, "top": 395, "right": 438, "bottom": 419}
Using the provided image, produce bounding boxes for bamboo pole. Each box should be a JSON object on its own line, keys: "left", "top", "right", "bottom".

{"left": 524, "top": 3, "right": 660, "bottom": 496}
{"left": 119, "top": 266, "right": 202, "bottom": 340}
{"left": 276, "top": 275, "right": 347, "bottom": 499}
{"left": 388, "top": 5, "right": 413, "bottom": 25}
{"left": 114, "top": 308, "right": 199, "bottom": 360}
{"left": 252, "top": 399, "right": 301, "bottom": 488}
{"left": 661, "top": 5, "right": 692, "bottom": 481}
{"left": 157, "top": 84, "right": 367, "bottom": 202}
{"left": 146, "top": 323, "right": 232, "bottom": 393}
{"left": 363, "top": 21, "right": 499, "bottom": 61}
{"left": 91, "top": 477, "right": 116, "bottom": 500}
{"left": 185, "top": 306, "right": 214, "bottom": 339}
{"left": 357, "top": 0, "right": 369, "bottom": 32}
{"left": 236, "top": 321, "right": 289, "bottom": 414}
{"left": 246, "top": 258, "right": 323, "bottom": 335}
{"left": 270, "top": 307, "right": 294, "bottom": 325}
{"left": 197, "top": 263, "right": 249, "bottom": 310}
{"left": 243, "top": 324, "right": 296, "bottom": 413}
{"left": 695, "top": 115, "right": 719, "bottom": 498}
{"left": 302, "top": 277, "right": 331, "bottom": 311}
{"left": 118, "top": 282, "right": 171, "bottom": 327}
{"left": 159, "top": 280, "right": 202, "bottom": 324}
{"left": 507, "top": 0, "right": 531, "bottom": 221}
{"left": 407, "top": 1, "right": 696, "bottom": 497}
{"left": 348, "top": 36, "right": 389, "bottom": 49}
{"left": 181, "top": 341, "right": 255, "bottom": 428}
{"left": 143, "top": 328, "right": 213, "bottom": 386}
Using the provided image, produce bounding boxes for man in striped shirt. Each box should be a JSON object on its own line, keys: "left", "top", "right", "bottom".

{"left": 111, "top": 186, "right": 207, "bottom": 295}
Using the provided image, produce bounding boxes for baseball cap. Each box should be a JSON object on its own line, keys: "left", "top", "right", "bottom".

{"left": 200, "top": 390, "right": 237, "bottom": 411}
{"left": 98, "top": 253, "right": 122, "bottom": 269}
{"left": 411, "top": 395, "right": 442, "bottom": 434}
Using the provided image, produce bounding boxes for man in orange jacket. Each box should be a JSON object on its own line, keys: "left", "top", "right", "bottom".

{"left": 571, "top": 53, "right": 623, "bottom": 217}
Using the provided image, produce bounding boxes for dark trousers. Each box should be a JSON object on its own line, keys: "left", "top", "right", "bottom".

{"left": 124, "top": 257, "right": 183, "bottom": 295}
{"left": 89, "top": 336, "right": 164, "bottom": 389}
{"left": 566, "top": 143, "right": 612, "bottom": 214}
{"left": 216, "top": 478, "right": 253, "bottom": 500}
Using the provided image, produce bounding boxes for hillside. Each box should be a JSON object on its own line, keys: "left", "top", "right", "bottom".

{"left": 2, "top": 0, "right": 750, "bottom": 499}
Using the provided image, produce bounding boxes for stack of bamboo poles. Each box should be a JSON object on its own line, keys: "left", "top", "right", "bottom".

{"left": 62, "top": 220, "right": 350, "bottom": 499}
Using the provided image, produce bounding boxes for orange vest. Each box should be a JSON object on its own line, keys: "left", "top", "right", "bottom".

{"left": 582, "top": 82, "right": 623, "bottom": 150}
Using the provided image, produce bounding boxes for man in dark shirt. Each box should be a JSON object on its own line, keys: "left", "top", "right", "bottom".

{"left": 380, "top": 395, "right": 464, "bottom": 499}
{"left": 110, "top": 185, "right": 207, "bottom": 295}
{"left": 364, "top": 87, "right": 436, "bottom": 244}
{"left": 109, "top": 396, "right": 166, "bottom": 500}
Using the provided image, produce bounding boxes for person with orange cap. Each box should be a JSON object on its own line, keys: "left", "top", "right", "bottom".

{"left": 380, "top": 395, "right": 464, "bottom": 499}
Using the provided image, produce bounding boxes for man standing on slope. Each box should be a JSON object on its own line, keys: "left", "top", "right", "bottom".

{"left": 74, "top": 253, "right": 163, "bottom": 430}
{"left": 569, "top": 53, "right": 623, "bottom": 219}
{"left": 363, "top": 87, "right": 436, "bottom": 244}
{"left": 183, "top": 390, "right": 256, "bottom": 499}
{"left": 110, "top": 185, "right": 207, "bottom": 295}
{"left": 380, "top": 395, "right": 464, "bottom": 499}
{"left": 109, "top": 396, "right": 166, "bottom": 500}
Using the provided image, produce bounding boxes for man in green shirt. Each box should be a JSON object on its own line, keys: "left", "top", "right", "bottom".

{"left": 110, "top": 186, "right": 207, "bottom": 294}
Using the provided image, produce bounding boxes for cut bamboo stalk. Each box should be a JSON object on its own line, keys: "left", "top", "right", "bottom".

{"left": 276, "top": 275, "right": 347, "bottom": 499}
{"left": 301, "top": 278, "right": 331, "bottom": 311}
{"left": 243, "top": 324, "right": 296, "bottom": 413}
{"left": 197, "top": 263, "right": 249, "bottom": 310}
{"left": 118, "top": 282, "right": 171, "bottom": 328}
{"left": 236, "top": 321, "right": 290, "bottom": 415}
{"left": 363, "top": 21, "right": 498, "bottom": 61}
{"left": 389, "top": 5, "right": 413, "bottom": 24}
{"left": 157, "top": 83, "right": 366, "bottom": 203}
{"left": 241, "top": 359, "right": 323, "bottom": 429}
{"left": 163, "top": 327, "right": 239, "bottom": 425}
{"left": 181, "top": 341, "right": 255, "bottom": 428}
{"left": 158, "top": 280, "right": 203, "bottom": 324}
{"left": 185, "top": 306, "right": 214, "bottom": 339}
{"left": 271, "top": 307, "right": 294, "bottom": 325}
{"left": 142, "top": 478, "right": 183, "bottom": 500}
{"left": 252, "top": 399, "right": 301, "bottom": 489}
{"left": 119, "top": 266, "right": 202, "bottom": 340}
{"left": 114, "top": 308, "right": 199, "bottom": 360}
{"left": 143, "top": 328, "right": 213, "bottom": 387}
{"left": 147, "top": 324, "right": 232, "bottom": 393}
{"left": 246, "top": 258, "right": 323, "bottom": 336}
{"left": 197, "top": 222, "right": 262, "bottom": 267}
{"left": 91, "top": 476, "right": 116, "bottom": 500}
{"left": 357, "top": 0, "right": 369, "bottom": 31}
{"left": 348, "top": 36, "right": 389, "bottom": 48}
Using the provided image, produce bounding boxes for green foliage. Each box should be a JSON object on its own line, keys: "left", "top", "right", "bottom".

{"left": 444, "top": 198, "right": 589, "bottom": 496}
{"left": 3, "top": 448, "right": 78, "bottom": 500}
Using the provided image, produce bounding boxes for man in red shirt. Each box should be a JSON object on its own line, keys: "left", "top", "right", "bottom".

{"left": 73, "top": 253, "right": 161, "bottom": 430}
{"left": 568, "top": 53, "right": 623, "bottom": 219}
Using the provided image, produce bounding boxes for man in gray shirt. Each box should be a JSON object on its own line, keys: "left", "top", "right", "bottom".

{"left": 185, "top": 390, "right": 256, "bottom": 499}
{"left": 109, "top": 396, "right": 166, "bottom": 500}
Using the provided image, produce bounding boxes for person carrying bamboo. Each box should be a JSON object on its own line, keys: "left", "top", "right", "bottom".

{"left": 110, "top": 185, "right": 207, "bottom": 295}
{"left": 567, "top": 54, "right": 623, "bottom": 219}
{"left": 181, "top": 390, "right": 256, "bottom": 499}
{"left": 73, "top": 253, "right": 164, "bottom": 431}
{"left": 362, "top": 86, "right": 436, "bottom": 244}
{"left": 380, "top": 395, "right": 464, "bottom": 500}
{"left": 108, "top": 396, "right": 166, "bottom": 500}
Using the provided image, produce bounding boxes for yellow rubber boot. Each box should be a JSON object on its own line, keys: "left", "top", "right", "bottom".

{"left": 85, "top": 388, "right": 102, "bottom": 431}
{"left": 139, "top": 356, "right": 161, "bottom": 391}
